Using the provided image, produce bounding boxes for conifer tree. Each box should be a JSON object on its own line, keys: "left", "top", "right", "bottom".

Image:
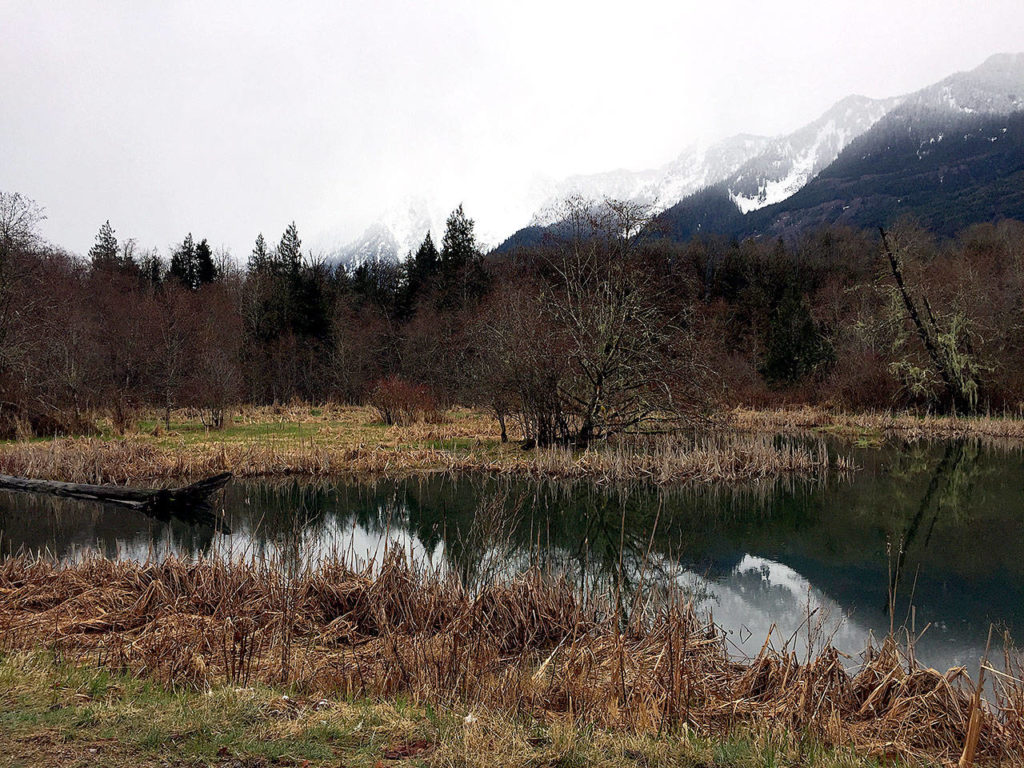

{"left": 440, "top": 205, "right": 476, "bottom": 271}
{"left": 248, "top": 233, "right": 271, "bottom": 274}
{"left": 412, "top": 231, "right": 440, "bottom": 282}
{"left": 195, "top": 237, "right": 217, "bottom": 286}
{"left": 169, "top": 233, "right": 196, "bottom": 289}
{"left": 437, "top": 205, "right": 488, "bottom": 309}
{"left": 88, "top": 220, "right": 119, "bottom": 271}
{"left": 277, "top": 221, "right": 302, "bottom": 277}
{"left": 140, "top": 251, "right": 163, "bottom": 286}
{"left": 399, "top": 231, "right": 440, "bottom": 317}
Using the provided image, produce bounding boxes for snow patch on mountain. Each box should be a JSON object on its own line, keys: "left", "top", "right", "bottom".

{"left": 727, "top": 95, "right": 900, "bottom": 212}
{"left": 905, "top": 52, "right": 1024, "bottom": 115}
{"left": 332, "top": 197, "right": 451, "bottom": 266}
{"left": 530, "top": 133, "right": 772, "bottom": 225}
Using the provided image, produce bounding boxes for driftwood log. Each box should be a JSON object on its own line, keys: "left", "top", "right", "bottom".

{"left": 0, "top": 472, "right": 233, "bottom": 531}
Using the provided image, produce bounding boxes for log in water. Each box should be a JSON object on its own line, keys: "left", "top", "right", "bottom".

{"left": 0, "top": 472, "right": 232, "bottom": 531}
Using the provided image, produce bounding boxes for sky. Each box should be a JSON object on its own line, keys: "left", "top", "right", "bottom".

{"left": 3, "top": 0, "right": 1024, "bottom": 258}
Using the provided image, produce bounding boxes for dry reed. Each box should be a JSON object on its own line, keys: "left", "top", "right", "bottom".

{"left": 0, "top": 428, "right": 846, "bottom": 485}
{"left": 0, "top": 553, "right": 1019, "bottom": 767}
{"left": 729, "top": 406, "right": 1024, "bottom": 445}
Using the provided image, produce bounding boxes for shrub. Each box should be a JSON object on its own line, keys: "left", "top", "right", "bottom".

{"left": 368, "top": 376, "right": 439, "bottom": 426}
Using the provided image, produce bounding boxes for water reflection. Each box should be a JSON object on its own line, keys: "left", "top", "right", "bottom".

{"left": 2, "top": 439, "right": 1024, "bottom": 676}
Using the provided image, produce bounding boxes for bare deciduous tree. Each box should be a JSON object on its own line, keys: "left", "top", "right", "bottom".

{"left": 482, "top": 197, "right": 710, "bottom": 447}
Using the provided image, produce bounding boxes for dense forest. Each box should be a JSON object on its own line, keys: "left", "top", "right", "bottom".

{"left": 3, "top": 189, "right": 1024, "bottom": 444}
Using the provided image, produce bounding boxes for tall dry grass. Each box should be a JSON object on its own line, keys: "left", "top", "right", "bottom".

{"left": 0, "top": 552, "right": 1020, "bottom": 766}
{"left": 730, "top": 406, "right": 1024, "bottom": 444}
{"left": 0, "top": 430, "right": 847, "bottom": 485}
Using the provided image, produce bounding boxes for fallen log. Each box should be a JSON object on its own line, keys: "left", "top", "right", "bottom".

{"left": 0, "top": 472, "right": 233, "bottom": 531}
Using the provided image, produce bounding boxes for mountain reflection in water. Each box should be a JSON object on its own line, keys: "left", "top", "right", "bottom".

{"left": 2, "top": 438, "right": 1023, "bottom": 676}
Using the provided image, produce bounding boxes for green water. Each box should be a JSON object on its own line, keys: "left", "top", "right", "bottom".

{"left": 2, "top": 438, "right": 1023, "bottom": 675}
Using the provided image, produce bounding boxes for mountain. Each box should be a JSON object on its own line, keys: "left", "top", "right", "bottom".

{"left": 526, "top": 94, "right": 902, "bottom": 228}
{"left": 723, "top": 94, "right": 900, "bottom": 212}
{"left": 903, "top": 52, "right": 1024, "bottom": 115}
{"left": 496, "top": 79, "right": 903, "bottom": 253}
{"left": 657, "top": 108, "right": 1024, "bottom": 241}
{"left": 331, "top": 197, "right": 440, "bottom": 266}
{"left": 347, "top": 53, "right": 1024, "bottom": 262}
{"left": 753, "top": 108, "right": 1024, "bottom": 237}
{"left": 653, "top": 53, "right": 1024, "bottom": 242}
{"left": 330, "top": 196, "right": 506, "bottom": 266}
{"left": 529, "top": 134, "right": 772, "bottom": 224}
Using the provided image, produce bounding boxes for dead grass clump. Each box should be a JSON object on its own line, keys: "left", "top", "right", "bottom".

{"left": 515, "top": 433, "right": 850, "bottom": 484}
{"left": 731, "top": 406, "right": 1024, "bottom": 445}
{"left": 1, "top": 553, "right": 1021, "bottom": 765}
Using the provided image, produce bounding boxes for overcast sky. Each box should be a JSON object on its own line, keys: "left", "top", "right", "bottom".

{"left": 3, "top": 0, "right": 1024, "bottom": 257}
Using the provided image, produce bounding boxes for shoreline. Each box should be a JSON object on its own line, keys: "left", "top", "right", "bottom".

{"left": 0, "top": 405, "right": 848, "bottom": 485}
{"left": 2, "top": 403, "right": 1022, "bottom": 487}
{"left": 727, "top": 406, "right": 1024, "bottom": 444}
{"left": 0, "top": 652, "right": 903, "bottom": 768}
{"left": 1, "top": 554, "right": 1019, "bottom": 767}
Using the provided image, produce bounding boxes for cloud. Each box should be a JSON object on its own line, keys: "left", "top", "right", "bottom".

{"left": 3, "top": 0, "right": 1023, "bottom": 257}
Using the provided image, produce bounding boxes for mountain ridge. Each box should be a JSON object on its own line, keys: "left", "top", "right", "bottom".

{"left": 342, "top": 52, "right": 1024, "bottom": 263}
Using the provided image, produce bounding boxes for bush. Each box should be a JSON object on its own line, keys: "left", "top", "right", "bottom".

{"left": 0, "top": 406, "right": 99, "bottom": 440}
{"left": 368, "top": 376, "right": 439, "bottom": 426}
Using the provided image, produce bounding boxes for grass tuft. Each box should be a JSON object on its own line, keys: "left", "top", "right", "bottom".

{"left": 0, "top": 552, "right": 1020, "bottom": 766}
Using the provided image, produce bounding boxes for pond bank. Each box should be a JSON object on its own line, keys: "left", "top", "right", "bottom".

{"left": 0, "top": 406, "right": 847, "bottom": 485}
{"left": 1, "top": 554, "right": 1020, "bottom": 766}
{"left": 0, "top": 652, "right": 905, "bottom": 768}
{"left": 728, "top": 406, "right": 1024, "bottom": 445}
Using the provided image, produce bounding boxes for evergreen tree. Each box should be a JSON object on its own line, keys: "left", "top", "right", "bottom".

{"left": 140, "top": 251, "right": 163, "bottom": 287}
{"left": 412, "top": 231, "right": 440, "bottom": 283}
{"left": 759, "top": 284, "right": 834, "bottom": 386}
{"left": 248, "top": 233, "right": 271, "bottom": 274}
{"left": 291, "top": 259, "right": 334, "bottom": 339}
{"left": 351, "top": 262, "right": 372, "bottom": 298}
{"left": 277, "top": 221, "right": 302, "bottom": 277}
{"left": 194, "top": 238, "right": 217, "bottom": 286}
{"left": 439, "top": 205, "right": 476, "bottom": 271}
{"left": 436, "top": 205, "right": 487, "bottom": 309}
{"left": 399, "top": 231, "right": 440, "bottom": 317}
{"left": 169, "top": 233, "right": 196, "bottom": 289}
{"left": 88, "top": 220, "right": 119, "bottom": 271}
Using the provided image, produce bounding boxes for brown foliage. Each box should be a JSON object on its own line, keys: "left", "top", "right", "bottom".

{"left": 1, "top": 553, "right": 1021, "bottom": 766}
{"left": 368, "top": 376, "right": 440, "bottom": 426}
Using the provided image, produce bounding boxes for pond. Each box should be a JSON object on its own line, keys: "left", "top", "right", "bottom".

{"left": 3, "top": 438, "right": 1023, "bottom": 677}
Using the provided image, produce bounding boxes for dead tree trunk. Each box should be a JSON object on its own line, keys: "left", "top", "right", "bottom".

{"left": 880, "top": 228, "right": 975, "bottom": 414}
{"left": 0, "top": 472, "right": 232, "bottom": 530}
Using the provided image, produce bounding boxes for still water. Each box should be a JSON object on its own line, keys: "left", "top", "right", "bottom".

{"left": 2, "top": 438, "right": 1023, "bottom": 676}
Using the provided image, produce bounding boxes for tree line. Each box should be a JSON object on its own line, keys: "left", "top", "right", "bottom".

{"left": 3, "top": 188, "right": 1024, "bottom": 444}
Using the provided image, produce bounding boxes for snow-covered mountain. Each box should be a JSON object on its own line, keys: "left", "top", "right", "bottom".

{"left": 724, "top": 94, "right": 900, "bottom": 212}
{"left": 335, "top": 53, "right": 1024, "bottom": 264}
{"left": 530, "top": 133, "right": 772, "bottom": 225}
{"left": 331, "top": 195, "right": 506, "bottom": 266}
{"left": 904, "top": 52, "right": 1024, "bottom": 115}
{"left": 526, "top": 93, "right": 899, "bottom": 221}
{"left": 331, "top": 197, "right": 445, "bottom": 266}
{"left": 532, "top": 52, "right": 1024, "bottom": 223}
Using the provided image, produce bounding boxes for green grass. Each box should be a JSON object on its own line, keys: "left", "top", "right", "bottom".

{"left": 0, "top": 652, "right": 907, "bottom": 768}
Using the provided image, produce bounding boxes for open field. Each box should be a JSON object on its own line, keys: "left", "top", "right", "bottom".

{"left": 0, "top": 405, "right": 848, "bottom": 485}
{"left": 1, "top": 554, "right": 1020, "bottom": 767}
